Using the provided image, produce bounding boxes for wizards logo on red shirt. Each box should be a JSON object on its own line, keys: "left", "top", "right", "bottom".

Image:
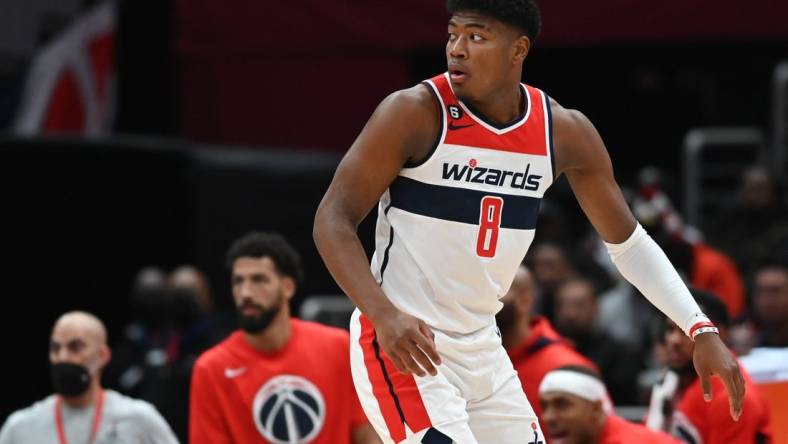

{"left": 252, "top": 375, "right": 326, "bottom": 444}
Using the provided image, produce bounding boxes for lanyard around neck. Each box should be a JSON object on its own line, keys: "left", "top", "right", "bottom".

{"left": 54, "top": 390, "right": 105, "bottom": 444}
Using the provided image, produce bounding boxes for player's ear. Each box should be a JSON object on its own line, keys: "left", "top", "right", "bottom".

{"left": 513, "top": 35, "right": 530, "bottom": 64}
{"left": 100, "top": 344, "right": 111, "bottom": 367}
{"left": 281, "top": 276, "right": 296, "bottom": 300}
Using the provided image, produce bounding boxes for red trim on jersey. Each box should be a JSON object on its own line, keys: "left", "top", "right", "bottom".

{"left": 430, "top": 73, "right": 549, "bottom": 155}
{"left": 359, "top": 315, "right": 432, "bottom": 442}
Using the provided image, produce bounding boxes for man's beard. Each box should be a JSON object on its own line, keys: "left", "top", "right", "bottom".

{"left": 237, "top": 296, "right": 282, "bottom": 334}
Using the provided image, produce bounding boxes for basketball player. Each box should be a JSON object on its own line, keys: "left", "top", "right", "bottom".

{"left": 540, "top": 366, "right": 680, "bottom": 444}
{"left": 189, "top": 232, "right": 379, "bottom": 444}
{"left": 313, "top": 1, "right": 745, "bottom": 442}
{"left": 0, "top": 311, "right": 179, "bottom": 444}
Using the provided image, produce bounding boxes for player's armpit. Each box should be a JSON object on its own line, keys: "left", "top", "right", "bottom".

{"left": 550, "top": 100, "right": 637, "bottom": 244}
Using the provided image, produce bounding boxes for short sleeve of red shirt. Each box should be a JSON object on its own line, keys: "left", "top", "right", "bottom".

{"left": 189, "top": 356, "right": 232, "bottom": 444}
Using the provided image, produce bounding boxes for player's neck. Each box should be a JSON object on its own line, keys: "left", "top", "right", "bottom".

{"left": 462, "top": 82, "right": 523, "bottom": 126}
{"left": 60, "top": 381, "right": 101, "bottom": 409}
{"left": 503, "top": 316, "right": 531, "bottom": 351}
{"left": 244, "top": 309, "right": 292, "bottom": 353}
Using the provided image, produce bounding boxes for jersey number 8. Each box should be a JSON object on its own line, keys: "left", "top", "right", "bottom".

{"left": 476, "top": 196, "right": 503, "bottom": 258}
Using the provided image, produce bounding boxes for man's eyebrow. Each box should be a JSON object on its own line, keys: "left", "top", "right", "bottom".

{"left": 448, "top": 20, "right": 490, "bottom": 31}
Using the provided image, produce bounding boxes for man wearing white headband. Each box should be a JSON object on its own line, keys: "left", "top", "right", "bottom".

{"left": 540, "top": 366, "right": 679, "bottom": 444}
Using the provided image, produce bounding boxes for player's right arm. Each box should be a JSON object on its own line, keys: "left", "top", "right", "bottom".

{"left": 314, "top": 85, "right": 442, "bottom": 377}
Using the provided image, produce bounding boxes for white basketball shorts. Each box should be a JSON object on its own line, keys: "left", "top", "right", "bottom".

{"left": 349, "top": 309, "right": 545, "bottom": 444}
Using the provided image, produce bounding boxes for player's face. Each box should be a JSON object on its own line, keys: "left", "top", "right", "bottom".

{"left": 231, "top": 256, "right": 291, "bottom": 319}
{"left": 540, "top": 392, "right": 600, "bottom": 444}
{"left": 446, "top": 12, "right": 527, "bottom": 102}
{"left": 664, "top": 320, "right": 694, "bottom": 371}
{"left": 49, "top": 323, "right": 102, "bottom": 370}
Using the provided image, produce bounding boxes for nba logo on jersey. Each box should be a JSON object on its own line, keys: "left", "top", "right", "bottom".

{"left": 252, "top": 375, "right": 326, "bottom": 443}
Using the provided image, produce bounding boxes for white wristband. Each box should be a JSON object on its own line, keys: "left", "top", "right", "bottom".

{"left": 691, "top": 326, "right": 720, "bottom": 341}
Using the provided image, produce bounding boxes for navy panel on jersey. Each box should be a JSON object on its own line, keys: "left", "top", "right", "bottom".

{"left": 389, "top": 176, "right": 540, "bottom": 230}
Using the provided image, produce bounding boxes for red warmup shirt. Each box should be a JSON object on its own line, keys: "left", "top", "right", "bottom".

{"left": 691, "top": 243, "right": 745, "bottom": 319}
{"left": 673, "top": 366, "right": 772, "bottom": 444}
{"left": 507, "top": 316, "right": 596, "bottom": 417}
{"left": 189, "top": 319, "right": 368, "bottom": 444}
{"left": 600, "top": 415, "right": 680, "bottom": 444}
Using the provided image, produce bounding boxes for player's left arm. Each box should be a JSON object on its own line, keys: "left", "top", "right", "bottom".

{"left": 550, "top": 98, "right": 745, "bottom": 420}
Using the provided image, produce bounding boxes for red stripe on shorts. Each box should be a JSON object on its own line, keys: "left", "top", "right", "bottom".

{"left": 359, "top": 314, "right": 432, "bottom": 441}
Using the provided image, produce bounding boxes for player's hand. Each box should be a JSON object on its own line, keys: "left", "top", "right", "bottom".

{"left": 692, "top": 332, "right": 745, "bottom": 421}
{"left": 372, "top": 309, "right": 442, "bottom": 377}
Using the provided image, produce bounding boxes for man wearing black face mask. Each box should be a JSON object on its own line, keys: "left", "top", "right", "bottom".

{"left": 189, "top": 232, "right": 378, "bottom": 444}
{"left": 0, "top": 311, "right": 179, "bottom": 444}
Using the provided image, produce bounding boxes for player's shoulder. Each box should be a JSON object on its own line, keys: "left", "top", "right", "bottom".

{"left": 548, "top": 97, "right": 594, "bottom": 136}
{"left": 1, "top": 395, "right": 56, "bottom": 431}
{"left": 105, "top": 390, "right": 162, "bottom": 418}
{"left": 193, "top": 331, "right": 239, "bottom": 370}
{"left": 377, "top": 84, "right": 438, "bottom": 122}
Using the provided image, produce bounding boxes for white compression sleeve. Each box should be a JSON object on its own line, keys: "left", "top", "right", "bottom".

{"left": 604, "top": 223, "right": 710, "bottom": 337}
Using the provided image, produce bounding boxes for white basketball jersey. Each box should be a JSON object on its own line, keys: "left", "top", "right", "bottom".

{"left": 371, "top": 72, "right": 555, "bottom": 333}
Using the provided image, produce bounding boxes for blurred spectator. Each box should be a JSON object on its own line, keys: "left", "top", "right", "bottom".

{"left": 740, "top": 258, "right": 788, "bottom": 444}
{"left": 710, "top": 165, "right": 788, "bottom": 277}
{"left": 189, "top": 232, "right": 378, "bottom": 444}
{"left": 729, "top": 254, "right": 788, "bottom": 359}
{"left": 104, "top": 265, "right": 227, "bottom": 442}
{"left": 645, "top": 289, "right": 772, "bottom": 444}
{"left": 539, "top": 366, "right": 679, "bottom": 444}
{"left": 553, "top": 278, "right": 642, "bottom": 405}
{"left": 526, "top": 242, "right": 578, "bottom": 320}
{"left": 498, "top": 264, "right": 594, "bottom": 417}
{"left": 0, "top": 311, "right": 178, "bottom": 443}
{"left": 632, "top": 169, "right": 745, "bottom": 319}
{"left": 751, "top": 255, "right": 788, "bottom": 348}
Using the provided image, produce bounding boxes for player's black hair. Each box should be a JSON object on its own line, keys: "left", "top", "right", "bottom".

{"left": 226, "top": 232, "right": 304, "bottom": 286}
{"left": 555, "top": 365, "right": 603, "bottom": 381}
{"left": 446, "top": 0, "right": 542, "bottom": 43}
{"left": 690, "top": 287, "right": 730, "bottom": 328}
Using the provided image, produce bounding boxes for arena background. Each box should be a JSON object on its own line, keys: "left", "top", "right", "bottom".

{"left": 1, "top": 0, "right": 787, "bottom": 425}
